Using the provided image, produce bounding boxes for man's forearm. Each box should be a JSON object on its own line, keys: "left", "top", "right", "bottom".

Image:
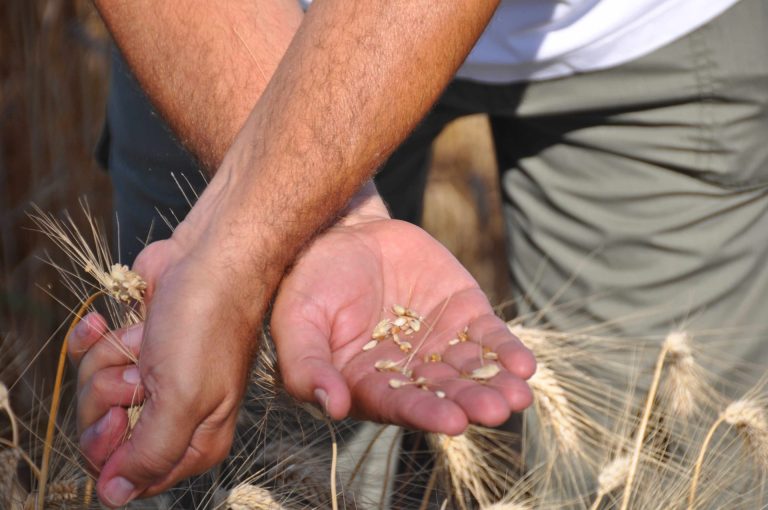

{"left": 179, "top": 0, "right": 500, "bottom": 316}
{"left": 97, "top": 0, "right": 499, "bottom": 321}
{"left": 94, "top": 0, "right": 303, "bottom": 170}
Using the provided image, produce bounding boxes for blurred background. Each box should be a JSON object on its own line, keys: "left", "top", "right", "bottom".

{"left": 0, "top": 0, "right": 510, "bottom": 417}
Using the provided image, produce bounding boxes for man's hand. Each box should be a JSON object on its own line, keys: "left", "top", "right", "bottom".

{"left": 70, "top": 187, "right": 534, "bottom": 507}
{"left": 68, "top": 229, "right": 260, "bottom": 506}
{"left": 272, "top": 188, "right": 535, "bottom": 432}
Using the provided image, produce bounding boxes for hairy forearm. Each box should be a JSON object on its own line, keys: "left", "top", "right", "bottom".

{"left": 179, "top": 0, "right": 500, "bottom": 318}
{"left": 94, "top": 0, "right": 303, "bottom": 170}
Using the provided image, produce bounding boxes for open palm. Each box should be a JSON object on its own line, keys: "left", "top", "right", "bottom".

{"left": 272, "top": 217, "right": 536, "bottom": 434}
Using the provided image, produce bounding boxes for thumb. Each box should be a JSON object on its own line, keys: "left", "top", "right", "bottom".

{"left": 131, "top": 239, "right": 178, "bottom": 300}
{"left": 272, "top": 319, "right": 350, "bottom": 420}
{"left": 95, "top": 382, "right": 236, "bottom": 507}
{"left": 94, "top": 393, "right": 193, "bottom": 506}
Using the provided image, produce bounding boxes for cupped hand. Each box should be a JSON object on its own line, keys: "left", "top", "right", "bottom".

{"left": 272, "top": 213, "right": 536, "bottom": 435}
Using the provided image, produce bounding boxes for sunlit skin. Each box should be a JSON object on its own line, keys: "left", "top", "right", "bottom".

{"left": 68, "top": 188, "right": 535, "bottom": 504}
{"left": 80, "top": 0, "right": 511, "bottom": 506}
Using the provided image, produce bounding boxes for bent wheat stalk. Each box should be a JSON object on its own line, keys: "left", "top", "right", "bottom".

{"left": 689, "top": 398, "right": 768, "bottom": 509}
{"left": 38, "top": 291, "right": 102, "bottom": 510}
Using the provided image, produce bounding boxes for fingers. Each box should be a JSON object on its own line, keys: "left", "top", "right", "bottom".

{"left": 466, "top": 314, "right": 536, "bottom": 380}
{"left": 95, "top": 391, "right": 236, "bottom": 507}
{"left": 351, "top": 371, "right": 469, "bottom": 435}
{"left": 80, "top": 407, "right": 130, "bottom": 474}
{"left": 68, "top": 312, "right": 109, "bottom": 367}
{"left": 78, "top": 325, "right": 143, "bottom": 391}
{"left": 272, "top": 320, "right": 351, "bottom": 420}
{"left": 77, "top": 365, "right": 144, "bottom": 433}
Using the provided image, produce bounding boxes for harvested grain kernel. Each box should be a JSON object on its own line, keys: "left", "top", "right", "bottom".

{"left": 389, "top": 379, "right": 406, "bottom": 389}
{"left": 408, "top": 318, "right": 422, "bottom": 332}
{"left": 404, "top": 308, "right": 424, "bottom": 321}
{"left": 424, "top": 353, "right": 442, "bottom": 363}
{"left": 393, "top": 316, "right": 408, "bottom": 328}
{"left": 372, "top": 319, "right": 392, "bottom": 339}
{"left": 392, "top": 304, "right": 407, "bottom": 316}
{"left": 471, "top": 364, "right": 500, "bottom": 380}
{"left": 483, "top": 351, "right": 499, "bottom": 361}
{"left": 399, "top": 341, "right": 413, "bottom": 353}
{"left": 374, "top": 359, "right": 399, "bottom": 371}
{"left": 362, "top": 340, "right": 379, "bottom": 351}
{"left": 457, "top": 326, "right": 470, "bottom": 343}
{"left": 448, "top": 338, "right": 460, "bottom": 346}
{"left": 435, "top": 390, "right": 446, "bottom": 399}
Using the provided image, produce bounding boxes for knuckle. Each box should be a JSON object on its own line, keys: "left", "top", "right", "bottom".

{"left": 89, "top": 370, "right": 114, "bottom": 397}
{"left": 127, "top": 441, "right": 178, "bottom": 479}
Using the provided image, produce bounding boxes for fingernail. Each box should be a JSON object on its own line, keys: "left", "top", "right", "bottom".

{"left": 314, "top": 388, "right": 329, "bottom": 413}
{"left": 122, "top": 326, "right": 142, "bottom": 349}
{"left": 123, "top": 366, "right": 141, "bottom": 385}
{"left": 73, "top": 318, "right": 89, "bottom": 338}
{"left": 95, "top": 409, "right": 112, "bottom": 435}
{"left": 103, "top": 477, "right": 136, "bottom": 506}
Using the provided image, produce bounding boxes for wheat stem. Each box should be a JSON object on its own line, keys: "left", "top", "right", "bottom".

{"left": 589, "top": 494, "right": 605, "bottom": 510}
{"left": 346, "top": 424, "right": 389, "bottom": 486}
{"left": 688, "top": 414, "right": 726, "bottom": 509}
{"left": 418, "top": 465, "right": 440, "bottom": 510}
{"left": 619, "top": 342, "right": 670, "bottom": 510}
{"left": 318, "top": 412, "right": 339, "bottom": 510}
{"left": 0, "top": 390, "right": 19, "bottom": 448}
{"left": 379, "top": 428, "right": 402, "bottom": 510}
{"left": 38, "top": 291, "right": 102, "bottom": 510}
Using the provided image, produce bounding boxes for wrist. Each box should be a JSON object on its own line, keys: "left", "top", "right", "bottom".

{"left": 338, "top": 180, "right": 390, "bottom": 227}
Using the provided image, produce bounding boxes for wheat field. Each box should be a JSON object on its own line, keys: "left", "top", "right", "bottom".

{"left": 4, "top": 3, "right": 768, "bottom": 510}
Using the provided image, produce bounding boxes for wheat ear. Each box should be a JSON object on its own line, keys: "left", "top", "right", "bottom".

{"left": 690, "top": 398, "right": 768, "bottom": 508}
{"left": 590, "top": 455, "right": 632, "bottom": 510}
{"left": 227, "top": 483, "right": 285, "bottom": 510}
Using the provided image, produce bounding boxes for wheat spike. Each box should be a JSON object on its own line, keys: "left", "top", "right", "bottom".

{"left": 722, "top": 399, "right": 768, "bottom": 470}
{"left": 661, "top": 331, "right": 704, "bottom": 418}
{"left": 44, "top": 479, "right": 79, "bottom": 506}
{"left": 428, "top": 427, "right": 518, "bottom": 509}
{"left": 226, "top": 483, "right": 285, "bottom": 510}
{"left": 481, "top": 503, "right": 532, "bottom": 510}
{"left": 528, "top": 361, "right": 580, "bottom": 453}
{"left": 597, "top": 455, "right": 631, "bottom": 496}
{"left": 0, "top": 448, "right": 20, "bottom": 509}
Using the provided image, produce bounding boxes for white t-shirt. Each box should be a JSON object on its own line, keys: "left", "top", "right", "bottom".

{"left": 456, "top": 0, "right": 741, "bottom": 83}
